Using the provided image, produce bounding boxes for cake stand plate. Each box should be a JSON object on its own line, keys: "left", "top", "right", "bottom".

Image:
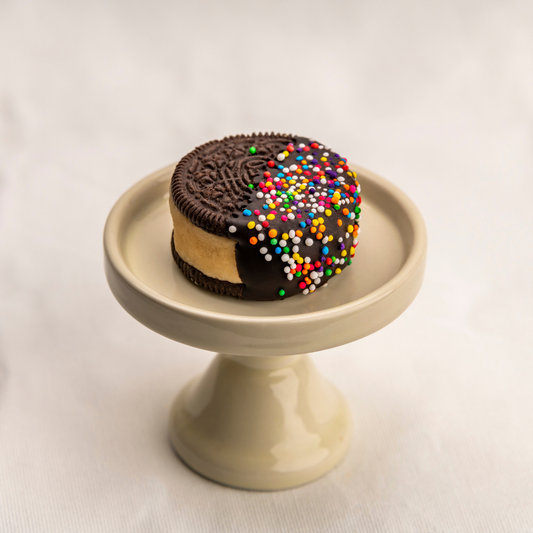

{"left": 104, "top": 163, "right": 426, "bottom": 490}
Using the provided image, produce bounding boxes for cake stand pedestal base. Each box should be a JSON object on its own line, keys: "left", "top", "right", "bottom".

{"left": 168, "top": 353, "right": 351, "bottom": 491}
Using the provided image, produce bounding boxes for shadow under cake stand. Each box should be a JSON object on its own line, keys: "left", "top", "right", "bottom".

{"left": 104, "top": 163, "right": 426, "bottom": 491}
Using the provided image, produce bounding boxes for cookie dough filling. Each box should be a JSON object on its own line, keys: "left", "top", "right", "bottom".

{"left": 169, "top": 133, "right": 361, "bottom": 300}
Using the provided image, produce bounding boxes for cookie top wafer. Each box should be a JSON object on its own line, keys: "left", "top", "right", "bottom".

{"left": 170, "top": 133, "right": 362, "bottom": 300}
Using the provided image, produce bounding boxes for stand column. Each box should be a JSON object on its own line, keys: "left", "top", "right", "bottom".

{"left": 169, "top": 353, "right": 351, "bottom": 490}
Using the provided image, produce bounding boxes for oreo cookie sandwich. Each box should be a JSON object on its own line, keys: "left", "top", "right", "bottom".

{"left": 169, "top": 133, "right": 361, "bottom": 300}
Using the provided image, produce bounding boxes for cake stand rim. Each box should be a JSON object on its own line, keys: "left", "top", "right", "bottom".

{"left": 103, "top": 163, "right": 426, "bottom": 327}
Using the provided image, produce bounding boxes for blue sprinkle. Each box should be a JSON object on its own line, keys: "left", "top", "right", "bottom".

{"left": 308, "top": 212, "right": 314, "bottom": 218}
{"left": 296, "top": 156, "right": 303, "bottom": 160}
{"left": 277, "top": 165, "right": 284, "bottom": 170}
{"left": 334, "top": 181, "right": 340, "bottom": 186}
{"left": 299, "top": 222, "right": 306, "bottom": 228}
{"left": 341, "top": 193, "right": 347, "bottom": 198}
{"left": 302, "top": 165, "right": 308, "bottom": 170}
{"left": 243, "top": 209, "right": 252, "bottom": 216}
{"left": 322, "top": 246, "right": 329, "bottom": 254}
{"left": 263, "top": 204, "right": 269, "bottom": 209}
{"left": 277, "top": 173, "right": 284, "bottom": 178}
{"left": 275, "top": 247, "right": 282, "bottom": 254}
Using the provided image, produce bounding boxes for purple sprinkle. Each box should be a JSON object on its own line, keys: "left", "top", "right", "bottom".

{"left": 311, "top": 159, "right": 318, "bottom": 164}
{"left": 334, "top": 153, "right": 339, "bottom": 157}
{"left": 320, "top": 257, "right": 326, "bottom": 263}
{"left": 276, "top": 185, "right": 282, "bottom": 190}
{"left": 309, "top": 188, "right": 315, "bottom": 194}
{"left": 339, "top": 243, "right": 346, "bottom": 251}
{"left": 318, "top": 266, "right": 324, "bottom": 272}
{"left": 296, "top": 209, "right": 302, "bottom": 214}
{"left": 306, "top": 218, "right": 311, "bottom": 225}
{"left": 296, "top": 148, "right": 303, "bottom": 152}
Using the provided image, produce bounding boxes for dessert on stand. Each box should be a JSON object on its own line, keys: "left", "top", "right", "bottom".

{"left": 104, "top": 161, "right": 426, "bottom": 490}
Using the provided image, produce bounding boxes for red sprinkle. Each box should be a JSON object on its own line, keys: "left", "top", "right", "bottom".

{"left": 263, "top": 172, "right": 271, "bottom": 178}
{"left": 262, "top": 221, "right": 269, "bottom": 228}
{"left": 299, "top": 281, "right": 307, "bottom": 289}
{"left": 311, "top": 142, "right": 319, "bottom": 149}
{"left": 267, "top": 161, "right": 275, "bottom": 168}
{"left": 254, "top": 209, "right": 260, "bottom": 216}
{"left": 303, "top": 146, "right": 310, "bottom": 152}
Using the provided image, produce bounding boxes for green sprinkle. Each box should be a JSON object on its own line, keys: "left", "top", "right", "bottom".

{"left": 295, "top": 271, "right": 302, "bottom": 277}
{"left": 325, "top": 269, "right": 333, "bottom": 276}
{"left": 283, "top": 247, "right": 290, "bottom": 253}
{"left": 334, "top": 204, "right": 341, "bottom": 210}
{"left": 355, "top": 207, "right": 361, "bottom": 213}
{"left": 247, "top": 183, "right": 254, "bottom": 189}
{"left": 270, "top": 238, "right": 278, "bottom": 245}
{"left": 249, "top": 146, "right": 257, "bottom": 154}
{"left": 278, "top": 289, "right": 285, "bottom": 296}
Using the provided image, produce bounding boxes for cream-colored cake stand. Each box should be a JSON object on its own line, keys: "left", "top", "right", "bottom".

{"left": 103, "top": 163, "right": 426, "bottom": 491}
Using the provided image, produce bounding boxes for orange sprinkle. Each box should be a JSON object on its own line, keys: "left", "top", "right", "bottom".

{"left": 316, "top": 232, "right": 323, "bottom": 240}
{"left": 268, "top": 229, "right": 277, "bottom": 238}
{"left": 310, "top": 227, "right": 317, "bottom": 234}
{"left": 342, "top": 208, "right": 349, "bottom": 216}
{"left": 319, "top": 224, "right": 326, "bottom": 232}
{"left": 296, "top": 230, "right": 303, "bottom": 237}
{"left": 337, "top": 219, "right": 342, "bottom": 226}
{"left": 249, "top": 237, "right": 258, "bottom": 245}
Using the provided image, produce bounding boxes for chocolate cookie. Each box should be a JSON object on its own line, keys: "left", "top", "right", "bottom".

{"left": 169, "top": 133, "right": 361, "bottom": 300}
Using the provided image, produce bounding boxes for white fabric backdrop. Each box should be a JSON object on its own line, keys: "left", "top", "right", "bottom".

{"left": 1, "top": 1, "right": 532, "bottom": 531}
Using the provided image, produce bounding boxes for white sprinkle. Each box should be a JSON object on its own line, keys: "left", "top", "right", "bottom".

{"left": 265, "top": 254, "right": 272, "bottom": 261}
{"left": 345, "top": 232, "right": 350, "bottom": 239}
{"left": 288, "top": 258, "right": 296, "bottom": 265}
{"left": 281, "top": 254, "right": 290, "bottom": 262}
{"left": 320, "top": 178, "right": 327, "bottom": 184}
{"left": 280, "top": 208, "right": 285, "bottom": 212}
{"left": 322, "top": 237, "right": 329, "bottom": 244}
{"left": 303, "top": 289, "right": 309, "bottom": 295}
{"left": 319, "top": 145, "right": 324, "bottom": 149}
{"left": 279, "top": 240, "right": 287, "bottom": 247}
{"left": 304, "top": 257, "right": 311, "bottom": 263}
{"left": 335, "top": 258, "right": 340, "bottom": 264}
{"left": 323, "top": 152, "right": 329, "bottom": 157}
{"left": 283, "top": 167, "right": 289, "bottom": 174}
{"left": 309, "top": 284, "right": 316, "bottom": 291}
{"left": 292, "top": 237, "right": 301, "bottom": 244}
{"left": 317, "top": 206, "right": 325, "bottom": 213}
{"left": 325, "top": 167, "right": 331, "bottom": 171}
{"left": 315, "top": 277, "right": 321, "bottom": 284}
{"left": 277, "top": 153, "right": 285, "bottom": 161}
{"left": 289, "top": 164, "right": 297, "bottom": 171}
{"left": 338, "top": 176, "right": 345, "bottom": 181}
{"left": 287, "top": 273, "right": 294, "bottom": 281}
{"left": 292, "top": 245, "right": 299, "bottom": 253}
{"left": 318, "top": 271, "right": 324, "bottom": 277}
{"left": 256, "top": 192, "right": 264, "bottom": 199}
{"left": 310, "top": 271, "right": 318, "bottom": 280}
{"left": 298, "top": 202, "right": 304, "bottom": 208}
{"left": 340, "top": 258, "right": 345, "bottom": 264}
{"left": 338, "top": 237, "right": 343, "bottom": 242}
{"left": 337, "top": 168, "right": 344, "bottom": 174}
{"left": 255, "top": 224, "right": 262, "bottom": 231}
{"left": 258, "top": 233, "right": 265, "bottom": 241}
{"left": 259, "top": 247, "right": 268, "bottom": 254}
{"left": 298, "top": 143, "right": 305, "bottom": 148}
{"left": 305, "top": 238, "right": 313, "bottom": 247}
{"left": 258, "top": 215, "right": 266, "bottom": 222}
{"left": 228, "top": 225, "right": 237, "bottom": 233}
{"left": 349, "top": 213, "right": 355, "bottom": 219}
{"left": 313, "top": 167, "right": 320, "bottom": 172}
{"left": 287, "top": 213, "right": 295, "bottom": 220}
{"left": 353, "top": 238, "right": 358, "bottom": 245}
{"left": 289, "top": 230, "right": 295, "bottom": 238}
{"left": 311, "top": 209, "right": 317, "bottom": 214}
{"left": 284, "top": 266, "right": 291, "bottom": 273}
{"left": 295, "top": 194, "right": 302, "bottom": 200}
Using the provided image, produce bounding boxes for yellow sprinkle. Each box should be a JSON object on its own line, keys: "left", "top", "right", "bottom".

{"left": 335, "top": 268, "right": 342, "bottom": 274}
{"left": 247, "top": 221, "right": 255, "bottom": 229}
{"left": 283, "top": 150, "right": 289, "bottom": 157}
{"left": 350, "top": 247, "right": 355, "bottom": 254}
{"left": 341, "top": 250, "right": 347, "bottom": 257}
{"left": 347, "top": 172, "right": 353, "bottom": 176}
{"left": 320, "top": 157, "right": 327, "bottom": 162}
{"left": 267, "top": 214, "right": 275, "bottom": 220}
{"left": 318, "top": 217, "right": 324, "bottom": 224}
{"left": 325, "top": 209, "right": 332, "bottom": 216}
{"left": 302, "top": 160, "right": 307, "bottom": 165}
{"left": 328, "top": 235, "right": 334, "bottom": 242}
{"left": 269, "top": 203, "right": 276, "bottom": 209}
{"left": 297, "top": 257, "right": 304, "bottom": 264}
{"left": 295, "top": 170, "right": 302, "bottom": 174}
{"left": 312, "top": 219, "right": 319, "bottom": 226}
{"left": 282, "top": 233, "right": 289, "bottom": 240}
{"left": 347, "top": 225, "right": 354, "bottom": 233}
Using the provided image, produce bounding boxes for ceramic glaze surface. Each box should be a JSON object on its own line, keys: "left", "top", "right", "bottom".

{"left": 168, "top": 354, "right": 351, "bottom": 490}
